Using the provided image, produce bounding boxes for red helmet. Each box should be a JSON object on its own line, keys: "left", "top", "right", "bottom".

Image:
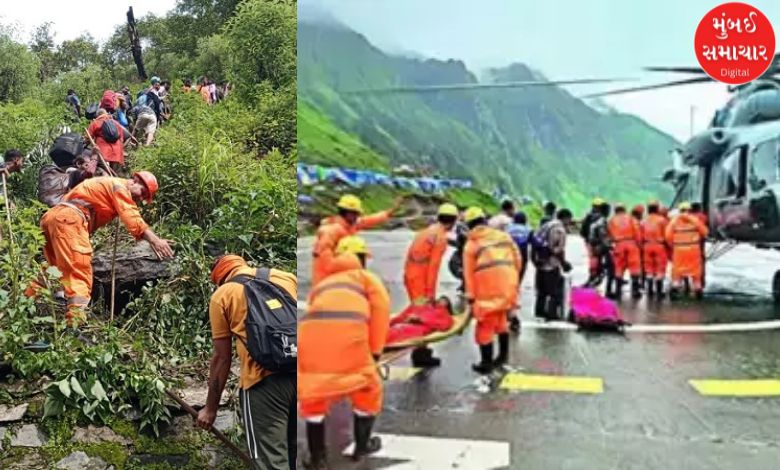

{"left": 133, "top": 171, "right": 158, "bottom": 203}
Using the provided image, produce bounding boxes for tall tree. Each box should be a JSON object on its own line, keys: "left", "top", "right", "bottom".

{"left": 29, "top": 23, "right": 57, "bottom": 82}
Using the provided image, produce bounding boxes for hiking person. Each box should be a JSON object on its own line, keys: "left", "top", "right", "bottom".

{"left": 585, "top": 202, "right": 612, "bottom": 289}
{"left": 581, "top": 198, "right": 604, "bottom": 286}
{"left": 65, "top": 89, "right": 82, "bottom": 119}
{"left": 311, "top": 194, "right": 402, "bottom": 286}
{"left": 86, "top": 109, "right": 125, "bottom": 174}
{"left": 0, "top": 149, "right": 24, "bottom": 178}
{"left": 129, "top": 102, "right": 158, "bottom": 146}
{"left": 38, "top": 153, "right": 98, "bottom": 207}
{"left": 119, "top": 86, "right": 133, "bottom": 110}
{"left": 299, "top": 236, "right": 390, "bottom": 469}
{"left": 197, "top": 255, "right": 298, "bottom": 470}
{"left": 540, "top": 201, "right": 556, "bottom": 226}
{"left": 182, "top": 79, "right": 193, "bottom": 93}
{"left": 26, "top": 172, "right": 173, "bottom": 327}
{"left": 488, "top": 199, "right": 515, "bottom": 231}
{"left": 463, "top": 207, "right": 521, "bottom": 374}
{"left": 532, "top": 209, "right": 573, "bottom": 320}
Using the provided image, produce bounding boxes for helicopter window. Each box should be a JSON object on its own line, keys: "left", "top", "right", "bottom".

{"left": 714, "top": 147, "right": 744, "bottom": 199}
{"left": 748, "top": 138, "right": 780, "bottom": 192}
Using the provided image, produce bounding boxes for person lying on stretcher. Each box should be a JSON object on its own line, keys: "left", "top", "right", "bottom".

{"left": 387, "top": 297, "right": 455, "bottom": 344}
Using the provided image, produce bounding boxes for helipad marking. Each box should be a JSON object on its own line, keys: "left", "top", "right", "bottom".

{"left": 500, "top": 373, "right": 603, "bottom": 394}
{"left": 386, "top": 366, "right": 421, "bottom": 381}
{"left": 689, "top": 379, "right": 780, "bottom": 397}
{"left": 298, "top": 300, "right": 780, "bottom": 334}
{"left": 342, "top": 433, "right": 509, "bottom": 469}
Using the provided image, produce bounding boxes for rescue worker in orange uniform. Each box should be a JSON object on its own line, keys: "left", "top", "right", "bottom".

{"left": 641, "top": 201, "right": 668, "bottom": 298}
{"left": 28, "top": 173, "right": 174, "bottom": 326}
{"left": 666, "top": 202, "right": 709, "bottom": 299}
{"left": 86, "top": 109, "right": 125, "bottom": 173}
{"left": 402, "top": 203, "right": 458, "bottom": 368}
{"left": 631, "top": 204, "right": 646, "bottom": 285}
{"left": 607, "top": 203, "right": 642, "bottom": 299}
{"left": 462, "top": 207, "right": 521, "bottom": 374}
{"left": 299, "top": 236, "right": 390, "bottom": 469}
{"left": 691, "top": 202, "right": 709, "bottom": 288}
{"left": 311, "top": 194, "right": 402, "bottom": 286}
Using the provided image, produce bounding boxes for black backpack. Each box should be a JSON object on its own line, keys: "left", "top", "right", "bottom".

{"left": 228, "top": 268, "right": 297, "bottom": 374}
{"left": 85, "top": 103, "right": 99, "bottom": 120}
{"left": 49, "top": 133, "right": 84, "bottom": 167}
{"left": 101, "top": 119, "right": 120, "bottom": 143}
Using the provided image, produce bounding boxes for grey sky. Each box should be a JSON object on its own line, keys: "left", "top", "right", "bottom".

{"left": 1, "top": 1, "right": 177, "bottom": 44}
{"left": 300, "top": 0, "right": 780, "bottom": 141}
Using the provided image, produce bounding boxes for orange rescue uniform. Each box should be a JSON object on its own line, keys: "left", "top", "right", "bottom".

{"left": 463, "top": 226, "right": 521, "bottom": 345}
{"left": 38, "top": 177, "right": 150, "bottom": 323}
{"left": 608, "top": 213, "right": 641, "bottom": 278}
{"left": 87, "top": 114, "right": 125, "bottom": 166}
{"left": 403, "top": 223, "right": 449, "bottom": 304}
{"left": 311, "top": 212, "right": 391, "bottom": 286}
{"left": 209, "top": 266, "right": 297, "bottom": 390}
{"left": 641, "top": 214, "right": 668, "bottom": 280}
{"left": 299, "top": 254, "right": 391, "bottom": 419}
{"left": 665, "top": 213, "right": 709, "bottom": 290}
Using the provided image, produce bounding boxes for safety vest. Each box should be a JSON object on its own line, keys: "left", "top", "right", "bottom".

{"left": 463, "top": 226, "right": 521, "bottom": 316}
{"left": 406, "top": 223, "right": 446, "bottom": 265}
{"left": 608, "top": 213, "right": 639, "bottom": 243}
{"left": 299, "top": 254, "right": 390, "bottom": 400}
{"left": 667, "top": 215, "right": 706, "bottom": 247}
{"left": 641, "top": 214, "right": 667, "bottom": 245}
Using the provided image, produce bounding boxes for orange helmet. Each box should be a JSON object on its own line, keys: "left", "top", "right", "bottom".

{"left": 133, "top": 171, "right": 158, "bottom": 203}
{"left": 210, "top": 254, "right": 247, "bottom": 285}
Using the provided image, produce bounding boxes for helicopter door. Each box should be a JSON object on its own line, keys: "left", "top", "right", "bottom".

{"left": 710, "top": 145, "right": 751, "bottom": 239}
{"left": 746, "top": 137, "right": 780, "bottom": 240}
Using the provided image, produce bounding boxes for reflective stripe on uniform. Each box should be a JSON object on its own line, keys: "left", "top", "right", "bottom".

{"left": 475, "top": 241, "right": 514, "bottom": 259}
{"left": 309, "top": 282, "right": 367, "bottom": 299}
{"left": 301, "top": 310, "right": 368, "bottom": 322}
{"left": 474, "top": 260, "right": 515, "bottom": 273}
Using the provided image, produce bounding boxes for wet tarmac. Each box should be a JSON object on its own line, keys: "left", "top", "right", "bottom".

{"left": 297, "top": 231, "right": 780, "bottom": 469}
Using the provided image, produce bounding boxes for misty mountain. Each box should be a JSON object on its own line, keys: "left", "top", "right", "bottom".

{"left": 297, "top": 20, "right": 678, "bottom": 211}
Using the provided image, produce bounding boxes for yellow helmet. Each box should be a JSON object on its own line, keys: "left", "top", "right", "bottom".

{"left": 592, "top": 197, "right": 605, "bottom": 206}
{"left": 678, "top": 202, "right": 691, "bottom": 211}
{"left": 464, "top": 206, "right": 485, "bottom": 223}
{"left": 336, "top": 236, "right": 370, "bottom": 256}
{"left": 648, "top": 199, "right": 660, "bottom": 208}
{"left": 438, "top": 203, "right": 458, "bottom": 217}
{"left": 336, "top": 194, "right": 363, "bottom": 214}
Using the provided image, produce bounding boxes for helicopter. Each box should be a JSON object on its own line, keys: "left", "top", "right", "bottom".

{"left": 345, "top": 53, "right": 780, "bottom": 300}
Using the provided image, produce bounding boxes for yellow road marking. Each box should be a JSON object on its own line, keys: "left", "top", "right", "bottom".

{"left": 387, "top": 367, "right": 422, "bottom": 381}
{"left": 499, "top": 373, "right": 603, "bottom": 394}
{"left": 689, "top": 379, "right": 780, "bottom": 397}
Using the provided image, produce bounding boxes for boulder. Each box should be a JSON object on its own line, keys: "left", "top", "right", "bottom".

{"left": 10, "top": 424, "right": 47, "bottom": 447}
{"left": 0, "top": 404, "right": 28, "bottom": 423}
{"left": 71, "top": 425, "right": 131, "bottom": 445}
{"left": 54, "top": 451, "right": 110, "bottom": 470}
{"left": 92, "top": 240, "right": 178, "bottom": 286}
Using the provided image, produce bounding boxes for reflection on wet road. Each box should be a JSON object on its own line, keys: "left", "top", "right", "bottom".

{"left": 297, "top": 231, "right": 780, "bottom": 469}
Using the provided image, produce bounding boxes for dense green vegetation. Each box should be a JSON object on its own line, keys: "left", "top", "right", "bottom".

{"left": 0, "top": 0, "right": 296, "bottom": 455}
{"left": 298, "top": 20, "right": 678, "bottom": 214}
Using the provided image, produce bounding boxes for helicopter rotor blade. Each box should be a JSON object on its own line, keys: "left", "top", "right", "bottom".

{"left": 644, "top": 66, "right": 707, "bottom": 74}
{"left": 580, "top": 76, "right": 714, "bottom": 99}
{"left": 342, "top": 78, "right": 634, "bottom": 95}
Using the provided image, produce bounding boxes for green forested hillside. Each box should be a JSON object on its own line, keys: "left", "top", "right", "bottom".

{"left": 298, "top": 20, "right": 678, "bottom": 212}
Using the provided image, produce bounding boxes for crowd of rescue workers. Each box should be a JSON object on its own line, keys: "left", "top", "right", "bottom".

{"left": 298, "top": 193, "right": 709, "bottom": 469}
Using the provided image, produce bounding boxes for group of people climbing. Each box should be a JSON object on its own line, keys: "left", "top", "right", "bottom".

{"left": 581, "top": 198, "right": 709, "bottom": 300}
{"left": 182, "top": 76, "right": 232, "bottom": 105}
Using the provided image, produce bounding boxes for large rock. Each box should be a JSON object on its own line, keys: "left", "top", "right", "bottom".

{"left": 177, "top": 385, "right": 230, "bottom": 409}
{"left": 0, "top": 404, "right": 28, "bottom": 423}
{"left": 213, "top": 409, "right": 236, "bottom": 432}
{"left": 92, "top": 240, "right": 178, "bottom": 286}
{"left": 71, "top": 425, "right": 131, "bottom": 445}
{"left": 55, "top": 451, "right": 109, "bottom": 470}
{"left": 5, "top": 451, "right": 47, "bottom": 469}
{"left": 200, "top": 444, "right": 227, "bottom": 468}
{"left": 10, "top": 424, "right": 47, "bottom": 447}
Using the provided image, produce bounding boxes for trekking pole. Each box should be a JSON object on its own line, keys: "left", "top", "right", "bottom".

{"left": 164, "top": 389, "right": 254, "bottom": 468}
{"left": 85, "top": 131, "right": 120, "bottom": 322}
{"left": 0, "top": 173, "right": 11, "bottom": 243}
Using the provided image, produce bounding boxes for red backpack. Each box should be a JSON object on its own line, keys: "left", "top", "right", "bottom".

{"left": 100, "top": 90, "right": 116, "bottom": 112}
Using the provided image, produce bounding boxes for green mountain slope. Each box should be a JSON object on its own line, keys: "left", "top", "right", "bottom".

{"left": 297, "top": 20, "right": 678, "bottom": 212}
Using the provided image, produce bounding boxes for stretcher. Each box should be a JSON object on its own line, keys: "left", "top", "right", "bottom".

{"left": 379, "top": 309, "right": 472, "bottom": 366}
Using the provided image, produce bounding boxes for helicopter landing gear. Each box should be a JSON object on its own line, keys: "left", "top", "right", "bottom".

{"left": 773, "top": 271, "right": 780, "bottom": 305}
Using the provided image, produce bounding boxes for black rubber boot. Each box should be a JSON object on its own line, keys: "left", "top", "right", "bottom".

{"left": 655, "top": 280, "right": 664, "bottom": 299}
{"left": 669, "top": 286, "right": 680, "bottom": 300}
{"left": 646, "top": 279, "right": 655, "bottom": 297}
{"left": 352, "top": 415, "right": 381, "bottom": 462}
{"left": 410, "top": 347, "right": 441, "bottom": 368}
{"left": 605, "top": 276, "right": 615, "bottom": 299}
{"left": 472, "top": 343, "right": 494, "bottom": 375}
{"left": 509, "top": 316, "right": 521, "bottom": 333}
{"left": 304, "top": 422, "right": 328, "bottom": 470}
{"left": 631, "top": 276, "right": 642, "bottom": 299}
{"left": 694, "top": 289, "right": 704, "bottom": 300}
{"left": 494, "top": 333, "right": 510, "bottom": 367}
{"left": 612, "top": 278, "right": 624, "bottom": 300}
